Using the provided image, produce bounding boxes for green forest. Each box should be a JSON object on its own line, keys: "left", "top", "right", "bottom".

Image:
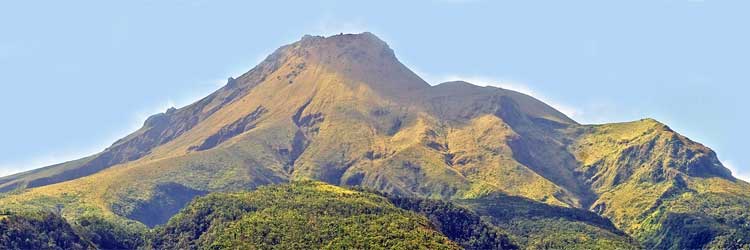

{"left": 1, "top": 181, "right": 648, "bottom": 250}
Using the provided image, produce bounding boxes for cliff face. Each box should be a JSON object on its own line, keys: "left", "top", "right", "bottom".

{"left": 1, "top": 32, "right": 747, "bottom": 249}
{"left": 569, "top": 119, "right": 749, "bottom": 248}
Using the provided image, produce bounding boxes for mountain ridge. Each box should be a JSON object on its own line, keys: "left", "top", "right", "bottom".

{"left": 1, "top": 32, "right": 748, "bottom": 249}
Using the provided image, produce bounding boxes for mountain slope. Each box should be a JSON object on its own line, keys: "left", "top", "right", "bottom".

{"left": 1, "top": 32, "right": 748, "bottom": 249}
{"left": 150, "top": 181, "right": 465, "bottom": 249}
{"left": 0, "top": 210, "right": 93, "bottom": 250}
{"left": 458, "top": 192, "right": 639, "bottom": 250}
{"left": 569, "top": 119, "right": 750, "bottom": 248}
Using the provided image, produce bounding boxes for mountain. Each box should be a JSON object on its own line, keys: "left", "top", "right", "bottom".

{"left": 1, "top": 32, "right": 748, "bottom": 249}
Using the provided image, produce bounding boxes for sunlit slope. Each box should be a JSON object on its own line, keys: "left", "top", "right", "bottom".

{"left": 0, "top": 33, "right": 584, "bottom": 215}
{"left": 0, "top": 35, "right": 284, "bottom": 193}
{"left": 567, "top": 119, "right": 750, "bottom": 249}
{"left": 150, "top": 181, "right": 466, "bottom": 249}
{"left": 459, "top": 193, "right": 640, "bottom": 250}
{"left": 0, "top": 32, "right": 748, "bottom": 249}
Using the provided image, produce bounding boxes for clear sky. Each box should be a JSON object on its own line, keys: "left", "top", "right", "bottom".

{"left": 1, "top": 1, "right": 747, "bottom": 180}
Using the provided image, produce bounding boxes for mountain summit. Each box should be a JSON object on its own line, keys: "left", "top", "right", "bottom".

{"left": 1, "top": 32, "right": 748, "bottom": 249}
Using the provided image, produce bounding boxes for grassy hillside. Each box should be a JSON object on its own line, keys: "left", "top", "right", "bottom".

{"left": 1, "top": 32, "right": 749, "bottom": 249}
{"left": 569, "top": 119, "right": 750, "bottom": 249}
{"left": 1, "top": 181, "right": 648, "bottom": 249}
{"left": 3, "top": 182, "right": 518, "bottom": 249}
{"left": 0, "top": 33, "right": 584, "bottom": 228}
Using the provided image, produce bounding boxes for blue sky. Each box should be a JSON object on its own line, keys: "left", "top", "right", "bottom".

{"left": 1, "top": 0, "right": 748, "bottom": 180}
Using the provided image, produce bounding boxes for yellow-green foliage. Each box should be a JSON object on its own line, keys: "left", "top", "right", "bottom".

{"left": 0, "top": 34, "right": 585, "bottom": 228}
{"left": 0, "top": 210, "right": 93, "bottom": 250}
{"left": 460, "top": 193, "right": 640, "bottom": 250}
{"left": 151, "top": 181, "right": 461, "bottom": 249}
{"left": 1, "top": 33, "right": 749, "bottom": 250}
{"left": 571, "top": 119, "right": 750, "bottom": 249}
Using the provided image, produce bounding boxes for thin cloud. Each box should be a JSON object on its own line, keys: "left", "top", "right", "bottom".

{"left": 0, "top": 147, "right": 103, "bottom": 178}
{"left": 127, "top": 78, "right": 227, "bottom": 138}
{"left": 427, "top": 74, "right": 583, "bottom": 119}
{"left": 305, "top": 16, "right": 397, "bottom": 44}
{"left": 0, "top": 102, "right": 171, "bottom": 178}
{"left": 723, "top": 160, "right": 750, "bottom": 182}
{"left": 1, "top": 42, "right": 280, "bottom": 178}
{"left": 313, "top": 17, "right": 369, "bottom": 37}
{"left": 0, "top": 168, "right": 14, "bottom": 178}
{"left": 0, "top": 77, "right": 228, "bottom": 178}
{"left": 435, "top": 0, "right": 482, "bottom": 3}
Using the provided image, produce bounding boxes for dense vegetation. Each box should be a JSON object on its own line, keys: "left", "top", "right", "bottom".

{"left": 0, "top": 210, "right": 92, "bottom": 250}
{"left": 73, "top": 214, "right": 148, "bottom": 250}
{"left": 637, "top": 191, "right": 750, "bottom": 250}
{"left": 2, "top": 32, "right": 749, "bottom": 250}
{"left": 386, "top": 195, "right": 517, "bottom": 250}
{"left": 5, "top": 181, "right": 750, "bottom": 250}
{"left": 460, "top": 193, "right": 640, "bottom": 250}
{"left": 150, "top": 181, "right": 463, "bottom": 249}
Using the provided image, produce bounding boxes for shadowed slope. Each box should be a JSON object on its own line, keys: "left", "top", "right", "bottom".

{"left": 0, "top": 32, "right": 748, "bottom": 249}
